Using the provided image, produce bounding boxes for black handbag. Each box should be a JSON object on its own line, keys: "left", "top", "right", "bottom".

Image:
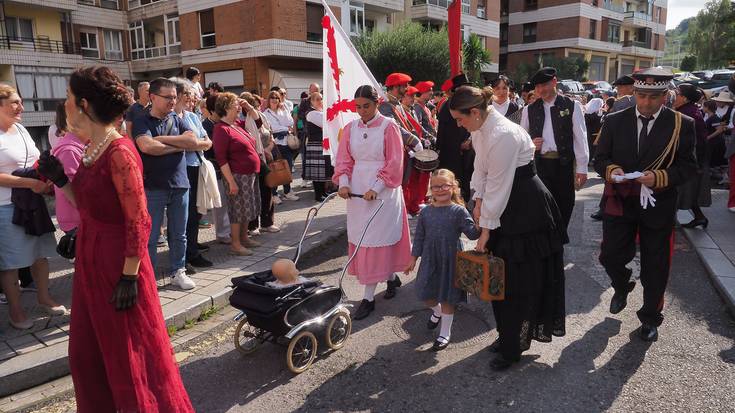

{"left": 56, "top": 228, "right": 77, "bottom": 259}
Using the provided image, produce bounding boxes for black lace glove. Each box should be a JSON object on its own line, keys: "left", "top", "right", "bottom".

{"left": 110, "top": 274, "right": 138, "bottom": 311}
{"left": 38, "top": 150, "right": 69, "bottom": 188}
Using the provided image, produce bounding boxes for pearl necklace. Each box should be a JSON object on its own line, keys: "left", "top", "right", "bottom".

{"left": 82, "top": 128, "right": 115, "bottom": 167}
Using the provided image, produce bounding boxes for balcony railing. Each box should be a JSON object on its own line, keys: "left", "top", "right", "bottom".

{"left": 413, "top": 0, "right": 450, "bottom": 8}
{"left": 0, "top": 36, "right": 80, "bottom": 55}
{"left": 601, "top": 1, "right": 625, "bottom": 13}
{"left": 131, "top": 45, "right": 180, "bottom": 61}
{"left": 625, "top": 11, "right": 651, "bottom": 21}
{"left": 622, "top": 39, "right": 651, "bottom": 49}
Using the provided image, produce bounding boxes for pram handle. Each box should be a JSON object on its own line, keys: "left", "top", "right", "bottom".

{"left": 339, "top": 197, "right": 384, "bottom": 295}
{"left": 293, "top": 191, "right": 340, "bottom": 265}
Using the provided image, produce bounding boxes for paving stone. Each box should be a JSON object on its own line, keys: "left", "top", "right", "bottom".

{"left": 711, "top": 275, "right": 735, "bottom": 316}
{"left": 33, "top": 327, "right": 69, "bottom": 347}
{"left": 682, "top": 227, "right": 719, "bottom": 250}
{"left": 6, "top": 334, "right": 46, "bottom": 355}
{"left": 158, "top": 289, "right": 190, "bottom": 300}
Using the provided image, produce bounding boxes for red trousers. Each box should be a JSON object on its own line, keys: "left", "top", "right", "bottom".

{"left": 403, "top": 168, "right": 431, "bottom": 215}
{"left": 729, "top": 155, "right": 735, "bottom": 208}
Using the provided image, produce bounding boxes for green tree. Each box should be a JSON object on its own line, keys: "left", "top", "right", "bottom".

{"left": 680, "top": 55, "right": 697, "bottom": 72}
{"left": 510, "top": 56, "right": 589, "bottom": 83}
{"left": 687, "top": 0, "right": 735, "bottom": 68}
{"left": 355, "top": 23, "right": 451, "bottom": 87}
{"left": 463, "top": 33, "right": 492, "bottom": 85}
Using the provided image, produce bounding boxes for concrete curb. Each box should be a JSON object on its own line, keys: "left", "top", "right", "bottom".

{"left": 677, "top": 210, "right": 735, "bottom": 318}
{"left": 0, "top": 223, "right": 346, "bottom": 405}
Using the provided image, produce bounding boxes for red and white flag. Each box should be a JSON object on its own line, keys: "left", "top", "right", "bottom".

{"left": 320, "top": 0, "right": 384, "bottom": 163}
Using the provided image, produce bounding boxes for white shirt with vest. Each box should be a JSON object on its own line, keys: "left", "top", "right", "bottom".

{"left": 520, "top": 94, "right": 589, "bottom": 174}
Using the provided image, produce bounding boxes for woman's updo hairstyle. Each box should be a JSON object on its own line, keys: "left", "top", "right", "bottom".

{"left": 354, "top": 85, "right": 379, "bottom": 102}
{"left": 448, "top": 85, "right": 493, "bottom": 115}
{"left": 69, "top": 66, "right": 132, "bottom": 124}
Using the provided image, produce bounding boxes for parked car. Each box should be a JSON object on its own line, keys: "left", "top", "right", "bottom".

{"left": 691, "top": 70, "right": 714, "bottom": 80}
{"left": 683, "top": 70, "right": 734, "bottom": 98}
{"left": 582, "top": 81, "right": 613, "bottom": 98}
{"left": 557, "top": 80, "right": 586, "bottom": 96}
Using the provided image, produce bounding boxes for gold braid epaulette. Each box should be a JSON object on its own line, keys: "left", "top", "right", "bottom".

{"left": 606, "top": 163, "right": 622, "bottom": 182}
{"left": 645, "top": 111, "right": 681, "bottom": 190}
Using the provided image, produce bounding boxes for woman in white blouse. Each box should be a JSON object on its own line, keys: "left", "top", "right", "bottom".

{"left": 449, "top": 86, "right": 566, "bottom": 371}
{"left": 262, "top": 90, "right": 297, "bottom": 202}
{"left": 490, "top": 75, "right": 519, "bottom": 118}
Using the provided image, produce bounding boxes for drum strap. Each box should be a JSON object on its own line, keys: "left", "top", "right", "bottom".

{"left": 403, "top": 107, "right": 424, "bottom": 139}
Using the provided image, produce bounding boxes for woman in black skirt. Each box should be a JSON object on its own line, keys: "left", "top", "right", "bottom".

{"left": 449, "top": 86, "right": 566, "bottom": 371}
{"left": 304, "top": 92, "right": 334, "bottom": 201}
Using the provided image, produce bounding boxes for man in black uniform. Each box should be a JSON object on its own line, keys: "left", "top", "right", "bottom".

{"left": 594, "top": 67, "right": 697, "bottom": 342}
{"left": 436, "top": 73, "right": 473, "bottom": 201}
{"left": 521, "top": 67, "right": 589, "bottom": 242}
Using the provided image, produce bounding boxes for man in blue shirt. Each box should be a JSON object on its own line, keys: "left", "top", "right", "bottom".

{"left": 125, "top": 81, "right": 149, "bottom": 134}
{"left": 133, "top": 78, "right": 202, "bottom": 290}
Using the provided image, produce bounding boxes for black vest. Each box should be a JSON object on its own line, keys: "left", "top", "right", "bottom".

{"left": 528, "top": 95, "right": 575, "bottom": 165}
{"left": 306, "top": 119, "right": 323, "bottom": 143}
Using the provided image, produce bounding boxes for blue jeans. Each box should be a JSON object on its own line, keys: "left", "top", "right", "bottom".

{"left": 146, "top": 188, "right": 189, "bottom": 275}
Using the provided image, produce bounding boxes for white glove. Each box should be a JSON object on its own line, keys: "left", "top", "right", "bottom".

{"left": 640, "top": 185, "right": 656, "bottom": 209}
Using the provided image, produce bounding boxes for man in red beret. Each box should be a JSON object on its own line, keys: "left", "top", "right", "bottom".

{"left": 399, "top": 85, "right": 434, "bottom": 215}
{"left": 413, "top": 81, "right": 438, "bottom": 137}
{"left": 379, "top": 73, "right": 425, "bottom": 171}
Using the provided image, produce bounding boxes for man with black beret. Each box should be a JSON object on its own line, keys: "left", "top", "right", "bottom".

{"left": 521, "top": 67, "right": 589, "bottom": 242}
{"left": 611, "top": 75, "right": 636, "bottom": 113}
{"left": 594, "top": 67, "right": 697, "bottom": 342}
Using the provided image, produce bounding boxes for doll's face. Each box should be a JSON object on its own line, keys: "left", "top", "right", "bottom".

{"left": 272, "top": 259, "right": 298, "bottom": 283}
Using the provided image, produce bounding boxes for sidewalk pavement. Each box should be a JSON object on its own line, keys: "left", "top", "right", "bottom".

{"left": 0, "top": 180, "right": 347, "bottom": 398}
{"left": 678, "top": 188, "right": 735, "bottom": 317}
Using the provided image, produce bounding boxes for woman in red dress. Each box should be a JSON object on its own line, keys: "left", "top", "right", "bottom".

{"left": 39, "top": 67, "right": 194, "bottom": 412}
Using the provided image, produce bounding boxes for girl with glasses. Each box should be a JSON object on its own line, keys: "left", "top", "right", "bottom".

{"left": 403, "top": 168, "right": 480, "bottom": 351}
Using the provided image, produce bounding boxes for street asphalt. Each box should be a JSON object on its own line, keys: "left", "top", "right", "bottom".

{"left": 32, "top": 180, "right": 735, "bottom": 413}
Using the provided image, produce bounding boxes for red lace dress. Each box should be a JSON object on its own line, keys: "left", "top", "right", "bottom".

{"left": 68, "top": 138, "right": 194, "bottom": 413}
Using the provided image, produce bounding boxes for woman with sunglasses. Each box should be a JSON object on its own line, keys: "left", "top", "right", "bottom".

{"left": 333, "top": 85, "right": 412, "bottom": 320}
{"left": 263, "top": 90, "right": 297, "bottom": 203}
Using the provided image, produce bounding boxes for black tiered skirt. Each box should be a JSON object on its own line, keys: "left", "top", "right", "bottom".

{"left": 485, "top": 161, "right": 566, "bottom": 360}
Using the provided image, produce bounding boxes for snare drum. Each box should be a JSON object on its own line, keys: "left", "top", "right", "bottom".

{"left": 413, "top": 149, "right": 439, "bottom": 171}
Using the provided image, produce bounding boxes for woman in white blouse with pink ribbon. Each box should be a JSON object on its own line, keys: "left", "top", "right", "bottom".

{"left": 449, "top": 86, "right": 566, "bottom": 371}
{"left": 333, "top": 85, "right": 411, "bottom": 321}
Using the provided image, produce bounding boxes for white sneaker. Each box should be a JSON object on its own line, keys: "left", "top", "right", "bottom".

{"left": 284, "top": 193, "right": 300, "bottom": 201}
{"left": 729, "top": 207, "right": 735, "bottom": 213}
{"left": 273, "top": 195, "right": 283, "bottom": 205}
{"left": 250, "top": 228, "right": 261, "bottom": 236}
{"left": 261, "top": 225, "right": 281, "bottom": 233}
{"left": 300, "top": 181, "right": 312, "bottom": 189}
{"left": 171, "top": 268, "right": 196, "bottom": 290}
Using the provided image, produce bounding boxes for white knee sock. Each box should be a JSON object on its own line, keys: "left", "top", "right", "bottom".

{"left": 439, "top": 313, "right": 454, "bottom": 339}
{"left": 363, "top": 283, "right": 377, "bottom": 301}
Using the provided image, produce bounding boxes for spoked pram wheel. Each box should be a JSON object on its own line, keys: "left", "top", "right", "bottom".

{"left": 286, "top": 331, "right": 318, "bottom": 374}
{"left": 234, "top": 318, "right": 263, "bottom": 355}
{"left": 325, "top": 311, "right": 352, "bottom": 350}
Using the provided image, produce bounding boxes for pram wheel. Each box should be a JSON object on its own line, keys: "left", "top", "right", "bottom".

{"left": 234, "top": 318, "right": 263, "bottom": 355}
{"left": 325, "top": 311, "right": 352, "bottom": 350}
{"left": 286, "top": 331, "right": 318, "bottom": 374}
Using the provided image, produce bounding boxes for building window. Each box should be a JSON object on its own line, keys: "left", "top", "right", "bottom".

{"left": 477, "top": 0, "right": 487, "bottom": 19}
{"left": 653, "top": 34, "right": 659, "bottom": 50}
{"left": 128, "top": 0, "right": 163, "bottom": 9}
{"left": 350, "top": 3, "right": 365, "bottom": 36}
{"left": 100, "top": 0, "right": 118, "bottom": 10}
{"left": 589, "top": 55, "right": 606, "bottom": 81}
{"left": 80, "top": 31, "right": 99, "bottom": 58}
{"left": 165, "top": 14, "right": 181, "bottom": 55}
{"left": 589, "top": 20, "right": 597, "bottom": 39}
{"left": 607, "top": 22, "right": 621, "bottom": 43}
{"left": 462, "top": 0, "right": 470, "bottom": 14}
{"left": 524, "top": 0, "right": 538, "bottom": 11}
{"left": 523, "top": 23, "right": 537, "bottom": 43}
{"left": 5, "top": 17, "right": 34, "bottom": 41}
{"left": 14, "top": 66, "right": 70, "bottom": 112}
{"left": 103, "top": 30, "right": 123, "bottom": 60}
{"left": 500, "top": 23, "right": 508, "bottom": 47}
{"left": 306, "top": 4, "right": 323, "bottom": 42}
{"left": 129, "top": 21, "right": 145, "bottom": 60}
{"left": 365, "top": 19, "right": 375, "bottom": 34}
{"left": 199, "top": 9, "right": 216, "bottom": 48}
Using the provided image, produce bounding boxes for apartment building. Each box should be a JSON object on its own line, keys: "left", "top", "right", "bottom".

{"left": 0, "top": 0, "right": 499, "bottom": 142}
{"left": 500, "top": 0, "right": 667, "bottom": 82}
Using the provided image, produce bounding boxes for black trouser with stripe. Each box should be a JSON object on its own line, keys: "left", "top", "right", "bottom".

{"left": 600, "top": 215, "right": 673, "bottom": 327}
